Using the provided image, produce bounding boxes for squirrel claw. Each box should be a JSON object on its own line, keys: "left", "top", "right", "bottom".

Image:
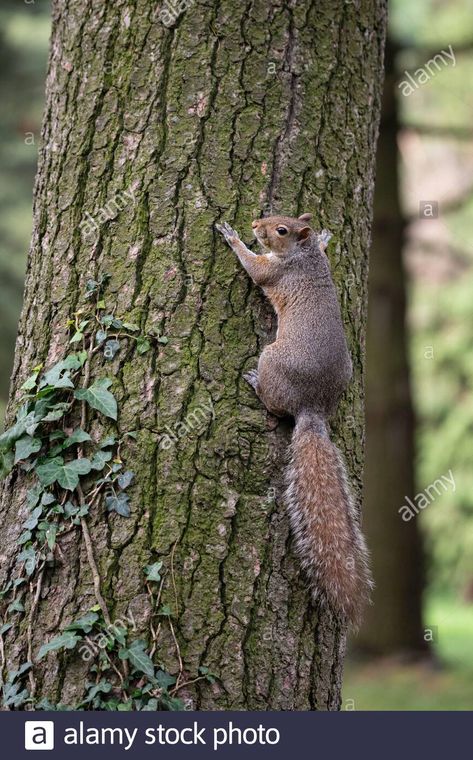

{"left": 216, "top": 221, "right": 241, "bottom": 246}
{"left": 243, "top": 369, "right": 259, "bottom": 391}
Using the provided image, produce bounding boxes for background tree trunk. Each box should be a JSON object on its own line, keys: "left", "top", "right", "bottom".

{"left": 0, "top": 0, "right": 386, "bottom": 709}
{"left": 355, "top": 41, "right": 428, "bottom": 657}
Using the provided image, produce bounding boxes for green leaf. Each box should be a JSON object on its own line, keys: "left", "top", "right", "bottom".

{"left": 21, "top": 370, "right": 40, "bottom": 391}
{"left": 105, "top": 491, "right": 130, "bottom": 517}
{"left": 155, "top": 669, "right": 176, "bottom": 689}
{"left": 65, "top": 611, "right": 99, "bottom": 634}
{"left": 26, "top": 485, "right": 43, "bottom": 509}
{"left": 23, "top": 506, "right": 43, "bottom": 531}
{"left": 90, "top": 450, "right": 112, "bottom": 471}
{"left": 117, "top": 470, "right": 134, "bottom": 489}
{"left": 0, "top": 415, "right": 32, "bottom": 453}
{"left": 17, "top": 547, "right": 36, "bottom": 576}
{"left": 8, "top": 599, "right": 25, "bottom": 614}
{"left": 41, "top": 492, "right": 56, "bottom": 506}
{"left": 17, "top": 530, "right": 32, "bottom": 545}
{"left": 36, "top": 457, "right": 64, "bottom": 487}
{"left": 136, "top": 337, "right": 151, "bottom": 355}
{"left": 157, "top": 336, "right": 169, "bottom": 345}
{"left": 36, "top": 457, "right": 92, "bottom": 490}
{"left": 96, "top": 329, "right": 107, "bottom": 344}
{"left": 0, "top": 450, "right": 14, "bottom": 479}
{"left": 42, "top": 402, "right": 72, "bottom": 422}
{"left": 37, "top": 631, "right": 82, "bottom": 659}
{"left": 123, "top": 322, "right": 139, "bottom": 332}
{"left": 99, "top": 435, "right": 116, "bottom": 448}
{"left": 3, "top": 682, "right": 30, "bottom": 708}
{"left": 126, "top": 639, "right": 155, "bottom": 678}
{"left": 62, "top": 429, "right": 91, "bottom": 449}
{"left": 39, "top": 353, "right": 87, "bottom": 390}
{"left": 46, "top": 525, "right": 57, "bottom": 550}
{"left": 144, "top": 562, "right": 162, "bottom": 582}
{"left": 14, "top": 436, "right": 41, "bottom": 464}
{"left": 83, "top": 680, "right": 113, "bottom": 703}
{"left": 0, "top": 623, "right": 12, "bottom": 636}
{"left": 74, "top": 378, "right": 117, "bottom": 420}
{"left": 70, "top": 331, "right": 84, "bottom": 344}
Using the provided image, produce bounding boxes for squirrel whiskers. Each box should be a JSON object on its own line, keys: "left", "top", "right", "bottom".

{"left": 216, "top": 213, "right": 373, "bottom": 627}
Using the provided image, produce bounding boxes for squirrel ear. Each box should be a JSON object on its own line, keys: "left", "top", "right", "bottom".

{"left": 298, "top": 213, "right": 312, "bottom": 222}
{"left": 298, "top": 226, "right": 311, "bottom": 241}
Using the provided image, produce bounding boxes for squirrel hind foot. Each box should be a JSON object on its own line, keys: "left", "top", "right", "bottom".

{"left": 243, "top": 369, "right": 259, "bottom": 391}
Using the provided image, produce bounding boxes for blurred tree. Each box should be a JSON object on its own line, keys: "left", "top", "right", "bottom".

{"left": 356, "top": 40, "right": 429, "bottom": 657}
{"left": 0, "top": 0, "right": 386, "bottom": 709}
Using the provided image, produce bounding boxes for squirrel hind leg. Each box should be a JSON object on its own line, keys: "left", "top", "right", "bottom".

{"left": 244, "top": 368, "right": 288, "bottom": 417}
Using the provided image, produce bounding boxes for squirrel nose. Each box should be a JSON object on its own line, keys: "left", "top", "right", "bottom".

{"left": 251, "top": 220, "right": 259, "bottom": 229}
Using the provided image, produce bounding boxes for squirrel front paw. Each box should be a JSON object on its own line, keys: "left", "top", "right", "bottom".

{"left": 216, "top": 221, "right": 240, "bottom": 248}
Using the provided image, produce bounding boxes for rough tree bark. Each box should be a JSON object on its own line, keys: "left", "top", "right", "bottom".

{"left": 356, "top": 41, "right": 428, "bottom": 657}
{"left": 0, "top": 0, "right": 386, "bottom": 709}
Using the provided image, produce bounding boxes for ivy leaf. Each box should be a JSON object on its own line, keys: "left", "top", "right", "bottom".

{"left": 155, "top": 669, "right": 177, "bottom": 689}
{"left": 83, "top": 680, "right": 113, "bottom": 703}
{"left": 74, "top": 379, "right": 117, "bottom": 420}
{"left": 136, "top": 337, "right": 151, "bottom": 355}
{"left": 26, "top": 485, "right": 43, "bottom": 509}
{"left": 36, "top": 457, "right": 64, "bottom": 487}
{"left": 125, "top": 639, "right": 155, "bottom": 678}
{"left": 3, "top": 682, "right": 30, "bottom": 708}
{"left": 17, "top": 530, "right": 32, "bottom": 545}
{"left": 144, "top": 562, "right": 162, "bottom": 582}
{"left": 117, "top": 470, "right": 134, "bottom": 490}
{"left": 39, "top": 354, "right": 86, "bottom": 390}
{"left": 46, "top": 525, "right": 57, "bottom": 550}
{"left": 41, "top": 492, "right": 56, "bottom": 506}
{"left": 157, "top": 336, "right": 169, "bottom": 345}
{"left": 36, "top": 457, "right": 93, "bottom": 490}
{"left": 0, "top": 623, "right": 12, "bottom": 636}
{"left": 37, "top": 631, "right": 82, "bottom": 660}
{"left": 17, "top": 547, "right": 36, "bottom": 576}
{"left": 14, "top": 436, "right": 42, "bottom": 464}
{"left": 122, "top": 322, "right": 139, "bottom": 332}
{"left": 8, "top": 599, "right": 25, "bottom": 614}
{"left": 99, "top": 435, "right": 116, "bottom": 449}
{"left": 23, "top": 506, "right": 43, "bottom": 531}
{"left": 42, "top": 402, "right": 72, "bottom": 423}
{"left": 21, "top": 370, "right": 41, "bottom": 391}
{"left": 64, "top": 611, "right": 99, "bottom": 634}
{"left": 105, "top": 491, "right": 130, "bottom": 517}
{"left": 90, "top": 450, "right": 112, "bottom": 471}
{"left": 96, "top": 329, "right": 107, "bottom": 345}
{"left": 62, "top": 429, "right": 91, "bottom": 449}
{"left": 70, "top": 331, "right": 84, "bottom": 344}
{"left": 0, "top": 450, "right": 14, "bottom": 479}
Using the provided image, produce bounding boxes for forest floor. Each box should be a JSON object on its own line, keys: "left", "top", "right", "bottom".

{"left": 343, "top": 595, "right": 473, "bottom": 710}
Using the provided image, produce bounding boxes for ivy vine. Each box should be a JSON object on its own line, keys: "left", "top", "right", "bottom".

{"left": 0, "top": 276, "right": 214, "bottom": 710}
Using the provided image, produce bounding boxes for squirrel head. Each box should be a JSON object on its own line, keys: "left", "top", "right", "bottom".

{"left": 251, "top": 213, "right": 314, "bottom": 257}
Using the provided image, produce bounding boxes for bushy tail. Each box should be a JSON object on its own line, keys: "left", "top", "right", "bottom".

{"left": 285, "top": 411, "right": 373, "bottom": 627}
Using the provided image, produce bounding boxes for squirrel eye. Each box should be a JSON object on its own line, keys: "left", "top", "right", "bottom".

{"left": 276, "top": 226, "right": 288, "bottom": 235}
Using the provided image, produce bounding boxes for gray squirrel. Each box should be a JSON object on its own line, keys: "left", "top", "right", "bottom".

{"left": 216, "top": 213, "right": 373, "bottom": 626}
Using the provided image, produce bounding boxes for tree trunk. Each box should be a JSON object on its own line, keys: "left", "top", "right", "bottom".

{"left": 355, "top": 41, "right": 428, "bottom": 657}
{"left": 0, "top": 0, "right": 386, "bottom": 710}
